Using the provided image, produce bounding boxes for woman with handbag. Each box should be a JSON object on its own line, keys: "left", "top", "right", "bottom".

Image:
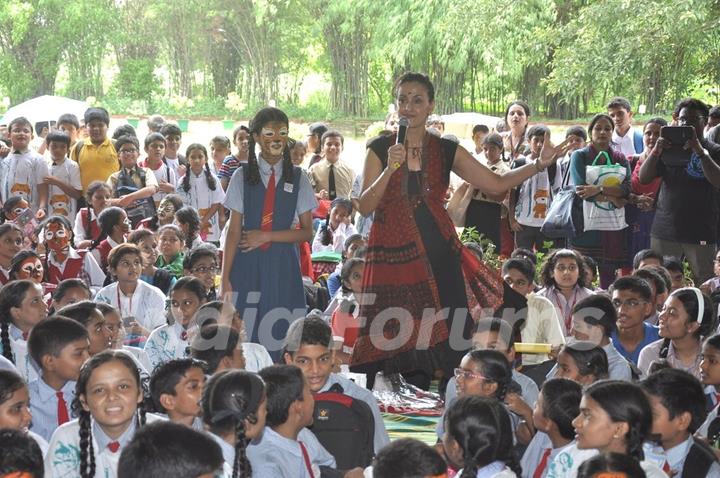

{"left": 570, "top": 114, "right": 649, "bottom": 288}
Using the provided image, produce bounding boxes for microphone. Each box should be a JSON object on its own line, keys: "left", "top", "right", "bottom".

{"left": 396, "top": 117, "right": 409, "bottom": 145}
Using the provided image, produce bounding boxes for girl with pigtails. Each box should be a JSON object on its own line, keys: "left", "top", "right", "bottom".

{"left": 176, "top": 143, "right": 226, "bottom": 242}
{"left": 546, "top": 380, "right": 666, "bottom": 478}
{"left": 443, "top": 395, "right": 522, "bottom": 477}
{"left": 202, "top": 369, "right": 266, "bottom": 478}
{"left": 44, "top": 350, "right": 161, "bottom": 478}
{"left": 0, "top": 280, "right": 47, "bottom": 382}
{"left": 220, "top": 107, "right": 317, "bottom": 359}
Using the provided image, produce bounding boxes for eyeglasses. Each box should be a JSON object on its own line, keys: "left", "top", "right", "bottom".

{"left": 192, "top": 265, "right": 218, "bottom": 274}
{"left": 611, "top": 299, "right": 648, "bottom": 309}
{"left": 453, "top": 368, "right": 486, "bottom": 381}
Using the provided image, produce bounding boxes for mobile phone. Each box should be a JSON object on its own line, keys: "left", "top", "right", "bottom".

{"left": 660, "top": 126, "right": 694, "bottom": 167}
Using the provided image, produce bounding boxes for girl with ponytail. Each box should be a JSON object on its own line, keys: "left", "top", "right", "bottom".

{"left": 443, "top": 395, "right": 522, "bottom": 477}
{"left": 547, "top": 380, "right": 665, "bottom": 478}
{"left": 0, "top": 280, "right": 47, "bottom": 382}
{"left": 44, "top": 350, "right": 159, "bottom": 478}
{"left": 89, "top": 206, "right": 129, "bottom": 272}
{"left": 221, "top": 107, "right": 315, "bottom": 359}
{"left": 202, "top": 369, "right": 266, "bottom": 478}
{"left": 176, "top": 143, "right": 225, "bottom": 242}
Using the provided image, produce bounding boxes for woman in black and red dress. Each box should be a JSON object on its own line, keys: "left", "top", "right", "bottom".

{"left": 351, "top": 73, "right": 567, "bottom": 388}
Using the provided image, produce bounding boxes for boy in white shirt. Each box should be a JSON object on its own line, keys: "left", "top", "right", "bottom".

{"left": 44, "top": 131, "right": 82, "bottom": 221}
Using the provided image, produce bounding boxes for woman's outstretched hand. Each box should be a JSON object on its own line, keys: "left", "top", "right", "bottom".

{"left": 537, "top": 131, "right": 571, "bottom": 170}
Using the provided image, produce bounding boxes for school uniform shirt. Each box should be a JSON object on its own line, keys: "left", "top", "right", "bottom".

{"left": 246, "top": 427, "right": 336, "bottom": 478}
{"left": 46, "top": 247, "right": 106, "bottom": 289}
{"left": 513, "top": 159, "right": 551, "bottom": 228}
{"left": 45, "top": 413, "right": 162, "bottom": 478}
{"left": 651, "top": 435, "right": 720, "bottom": 477}
{"left": 307, "top": 158, "right": 356, "bottom": 199}
{"left": 521, "top": 293, "right": 566, "bottom": 366}
{"left": 107, "top": 166, "right": 159, "bottom": 192}
{"left": 311, "top": 221, "right": 358, "bottom": 254}
{"left": 73, "top": 207, "right": 98, "bottom": 244}
{"left": 611, "top": 127, "right": 642, "bottom": 157}
{"left": 145, "top": 160, "right": 177, "bottom": 204}
{"left": 118, "top": 346, "right": 151, "bottom": 379}
{"left": 546, "top": 444, "right": 665, "bottom": 478}
{"left": 602, "top": 341, "right": 633, "bottom": 380}
{"left": 223, "top": 160, "right": 317, "bottom": 222}
{"left": 47, "top": 157, "right": 82, "bottom": 220}
{"left": 91, "top": 236, "right": 122, "bottom": 273}
{"left": 208, "top": 431, "right": 235, "bottom": 478}
{"left": 6, "top": 324, "right": 39, "bottom": 383}
{"left": 28, "top": 378, "right": 76, "bottom": 441}
{"left": 637, "top": 338, "right": 702, "bottom": 379}
{"left": 610, "top": 322, "right": 660, "bottom": 366}
{"left": 698, "top": 403, "right": 720, "bottom": 442}
{"left": 536, "top": 286, "right": 594, "bottom": 336}
{"left": 242, "top": 342, "right": 273, "bottom": 373}
{"left": 0, "top": 353, "right": 17, "bottom": 373}
{"left": 0, "top": 149, "right": 49, "bottom": 212}
{"left": 351, "top": 173, "right": 373, "bottom": 238}
{"left": 457, "top": 461, "right": 517, "bottom": 478}
{"left": 28, "top": 429, "right": 49, "bottom": 456}
{"left": 545, "top": 444, "right": 598, "bottom": 478}
{"left": 175, "top": 172, "right": 226, "bottom": 241}
{"left": 0, "top": 265, "right": 9, "bottom": 285}
{"left": 95, "top": 281, "right": 167, "bottom": 331}
{"left": 316, "top": 372, "right": 390, "bottom": 454}
{"left": 521, "top": 433, "right": 574, "bottom": 478}
{"left": 144, "top": 322, "right": 196, "bottom": 372}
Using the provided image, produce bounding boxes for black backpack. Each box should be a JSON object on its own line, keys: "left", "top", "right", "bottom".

{"left": 310, "top": 383, "right": 375, "bottom": 470}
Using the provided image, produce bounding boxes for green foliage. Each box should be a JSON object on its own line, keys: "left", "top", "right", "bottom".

{"left": 459, "top": 227, "right": 502, "bottom": 271}
{"left": 1, "top": 0, "right": 720, "bottom": 121}
{"left": 110, "top": 59, "right": 161, "bottom": 100}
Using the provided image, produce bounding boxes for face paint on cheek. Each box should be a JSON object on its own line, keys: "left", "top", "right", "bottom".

{"left": 259, "top": 126, "right": 289, "bottom": 157}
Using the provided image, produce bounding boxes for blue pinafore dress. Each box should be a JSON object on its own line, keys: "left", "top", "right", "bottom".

{"left": 230, "top": 165, "right": 307, "bottom": 359}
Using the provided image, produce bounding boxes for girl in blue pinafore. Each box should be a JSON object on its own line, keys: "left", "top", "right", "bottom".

{"left": 221, "top": 107, "right": 317, "bottom": 360}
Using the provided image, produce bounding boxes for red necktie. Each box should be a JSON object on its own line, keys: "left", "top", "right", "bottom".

{"left": 180, "top": 330, "right": 188, "bottom": 341}
{"left": 259, "top": 166, "right": 276, "bottom": 251}
{"left": 533, "top": 448, "right": 552, "bottom": 478}
{"left": 108, "top": 441, "right": 120, "bottom": 453}
{"left": 299, "top": 441, "right": 314, "bottom": 477}
{"left": 56, "top": 391, "right": 69, "bottom": 425}
{"left": 662, "top": 461, "right": 671, "bottom": 474}
{"left": 22, "top": 331, "right": 28, "bottom": 340}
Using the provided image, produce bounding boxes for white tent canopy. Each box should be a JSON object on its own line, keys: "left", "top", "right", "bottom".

{"left": 0, "top": 95, "right": 89, "bottom": 126}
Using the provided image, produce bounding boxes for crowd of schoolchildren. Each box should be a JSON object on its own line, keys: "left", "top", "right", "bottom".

{"left": 2, "top": 94, "right": 720, "bottom": 478}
